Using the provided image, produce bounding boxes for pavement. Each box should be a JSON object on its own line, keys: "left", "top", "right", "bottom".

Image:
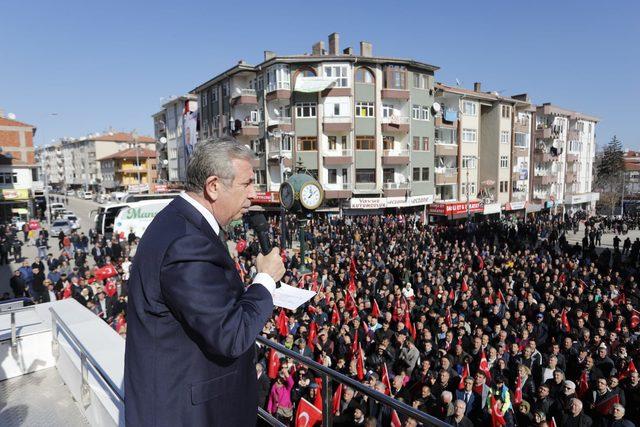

{"left": 0, "top": 196, "right": 99, "bottom": 296}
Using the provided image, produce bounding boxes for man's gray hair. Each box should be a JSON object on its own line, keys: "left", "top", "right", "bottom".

{"left": 185, "top": 137, "right": 255, "bottom": 194}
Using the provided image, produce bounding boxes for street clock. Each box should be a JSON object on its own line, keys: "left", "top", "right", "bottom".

{"left": 279, "top": 173, "right": 324, "bottom": 213}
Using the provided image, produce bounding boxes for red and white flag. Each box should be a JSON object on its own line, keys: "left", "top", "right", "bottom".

{"left": 267, "top": 348, "right": 281, "bottom": 379}
{"left": 514, "top": 373, "right": 523, "bottom": 405}
{"left": 390, "top": 409, "right": 402, "bottom": 427}
{"left": 356, "top": 344, "right": 365, "bottom": 380}
{"left": 594, "top": 394, "right": 620, "bottom": 415}
{"left": 371, "top": 299, "right": 381, "bottom": 318}
{"left": 458, "top": 363, "right": 470, "bottom": 390}
{"left": 618, "top": 359, "right": 637, "bottom": 380}
{"left": 490, "top": 395, "right": 506, "bottom": 427}
{"left": 382, "top": 363, "right": 392, "bottom": 395}
{"left": 295, "top": 398, "right": 322, "bottom": 427}
{"left": 95, "top": 264, "right": 118, "bottom": 281}
{"left": 561, "top": 309, "right": 571, "bottom": 332}
{"left": 332, "top": 383, "right": 343, "bottom": 415}
{"left": 277, "top": 309, "right": 289, "bottom": 337}
{"left": 479, "top": 349, "right": 492, "bottom": 382}
{"left": 631, "top": 309, "right": 640, "bottom": 329}
{"left": 307, "top": 321, "right": 318, "bottom": 350}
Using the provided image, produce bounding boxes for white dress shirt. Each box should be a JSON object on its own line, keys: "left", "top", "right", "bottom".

{"left": 179, "top": 193, "right": 276, "bottom": 297}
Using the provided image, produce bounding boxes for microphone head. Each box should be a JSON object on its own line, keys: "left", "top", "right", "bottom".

{"left": 247, "top": 212, "right": 269, "bottom": 233}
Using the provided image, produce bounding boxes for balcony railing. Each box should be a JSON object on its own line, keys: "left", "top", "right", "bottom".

{"left": 434, "top": 167, "right": 458, "bottom": 175}
{"left": 382, "top": 149, "right": 409, "bottom": 157}
{"left": 381, "top": 116, "right": 410, "bottom": 125}
{"left": 354, "top": 182, "right": 377, "bottom": 190}
{"left": 434, "top": 139, "right": 456, "bottom": 146}
{"left": 233, "top": 88, "right": 256, "bottom": 97}
{"left": 325, "top": 182, "right": 351, "bottom": 190}
{"left": 324, "top": 149, "right": 352, "bottom": 156}
{"left": 323, "top": 115, "right": 351, "bottom": 123}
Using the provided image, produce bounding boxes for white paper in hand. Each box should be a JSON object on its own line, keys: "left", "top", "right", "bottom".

{"left": 273, "top": 283, "right": 316, "bottom": 311}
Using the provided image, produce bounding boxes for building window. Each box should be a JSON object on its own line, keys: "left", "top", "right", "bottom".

{"left": 382, "top": 104, "right": 394, "bottom": 118}
{"left": 462, "top": 101, "right": 477, "bottom": 116}
{"left": 266, "top": 64, "right": 291, "bottom": 92}
{"left": 222, "top": 81, "right": 230, "bottom": 97}
{"left": 383, "top": 136, "right": 395, "bottom": 150}
{"left": 323, "top": 64, "right": 349, "bottom": 87}
{"left": 500, "top": 130, "right": 510, "bottom": 144}
{"left": 422, "top": 167, "right": 430, "bottom": 182}
{"left": 501, "top": 105, "right": 511, "bottom": 119}
{"left": 499, "top": 180, "right": 509, "bottom": 192}
{"left": 412, "top": 105, "right": 420, "bottom": 120}
{"left": 386, "top": 65, "right": 406, "bottom": 89}
{"left": 423, "top": 137, "right": 430, "bottom": 151}
{"left": 328, "top": 136, "right": 337, "bottom": 150}
{"left": 295, "top": 102, "right": 317, "bottom": 118}
{"left": 514, "top": 132, "right": 528, "bottom": 148}
{"left": 383, "top": 168, "right": 394, "bottom": 183}
{"left": 413, "top": 167, "right": 421, "bottom": 181}
{"left": 462, "top": 156, "right": 476, "bottom": 169}
{"left": 255, "top": 169, "right": 267, "bottom": 185}
{"left": 462, "top": 128, "right": 477, "bottom": 143}
{"left": 413, "top": 73, "right": 428, "bottom": 89}
{"left": 355, "top": 169, "right": 375, "bottom": 183}
{"left": 355, "top": 102, "right": 374, "bottom": 117}
{"left": 328, "top": 168, "right": 337, "bottom": 184}
{"left": 412, "top": 105, "right": 430, "bottom": 121}
{"left": 355, "top": 68, "right": 374, "bottom": 84}
{"left": 412, "top": 137, "right": 429, "bottom": 151}
{"left": 299, "top": 68, "right": 316, "bottom": 77}
{"left": 500, "top": 156, "right": 509, "bottom": 168}
{"left": 341, "top": 168, "right": 348, "bottom": 183}
{"left": 212, "top": 86, "right": 218, "bottom": 102}
{"left": 297, "top": 137, "right": 317, "bottom": 151}
{"left": 461, "top": 182, "right": 477, "bottom": 197}
{"left": 356, "top": 136, "right": 375, "bottom": 150}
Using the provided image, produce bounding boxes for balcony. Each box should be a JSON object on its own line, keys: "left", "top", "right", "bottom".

{"left": 267, "top": 116, "right": 292, "bottom": 132}
{"left": 381, "top": 150, "right": 410, "bottom": 166}
{"left": 567, "top": 129, "right": 581, "bottom": 140}
{"left": 435, "top": 167, "right": 458, "bottom": 185}
{"left": 265, "top": 85, "right": 291, "bottom": 101}
{"left": 324, "top": 182, "right": 352, "bottom": 199}
{"left": 566, "top": 172, "right": 577, "bottom": 183}
{"left": 513, "top": 144, "right": 529, "bottom": 156}
{"left": 234, "top": 121, "right": 260, "bottom": 137}
{"left": 323, "top": 116, "right": 352, "bottom": 133}
{"left": 230, "top": 88, "right": 258, "bottom": 106}
{"left": 381, "top": 116, "right": 410, "bottom": 133}
{"left": 383, "top": 181, "right": 409, "bottom": 197}
{"left": 511, "top": 192, "right": 528, "bottom": 202}
{"left": 381, "top": 88, "right": 410, "bottom": 101}
{"left": 354, "top": 182, "right": 377, "bottom": 192}
{"left": 533, "top": 174, "right": 557, "bottom": 185}
{"left": 435, "top": 110, "right": 458, "bottom": 128}
{"left": 434, "top": 142, "right": 458, "bottom": 156}
{"left": 566, "top": 153, "right": 579, "bottom": 162}
{"left": 533, "top": 148, "right": 560, "bottom": 162}
{"left": 514, "top": 118, "right": 530, "bottom": 133}
{"left": 323, "top": 149, "right": 353, "bottom": 166}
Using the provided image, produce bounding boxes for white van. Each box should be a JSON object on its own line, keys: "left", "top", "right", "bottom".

{"left": 82, "top": 191, "right": 94, "bottom": 200}
{"left": 112, "top": 199, "right": 172, "bottom": 240}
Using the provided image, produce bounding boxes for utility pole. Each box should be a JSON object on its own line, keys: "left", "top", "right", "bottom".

{"left": 133, "top": 131, "right": 141, "bottom": 186}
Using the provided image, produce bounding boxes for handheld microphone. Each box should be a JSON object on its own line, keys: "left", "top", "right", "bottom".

{"left": 247, "top": 212, "right": 272, "bottom": 256}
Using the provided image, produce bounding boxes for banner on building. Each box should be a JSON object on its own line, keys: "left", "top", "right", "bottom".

{"left": 348, "top": 194, "right": 434, "bottom": 210}
{"left": 183, "top": 100, "right": 198, "bottom": 158}
{"left": 429, "top": 201, "right": 483, "bottom": 216}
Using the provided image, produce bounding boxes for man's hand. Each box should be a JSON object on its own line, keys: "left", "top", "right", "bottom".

{"left": 256, "top": 247, "right": 285, "bottom": 283}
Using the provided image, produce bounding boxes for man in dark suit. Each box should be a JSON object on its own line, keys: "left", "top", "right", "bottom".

{"left": 455, "top": 376, "right": 480, "bottom": 419}
{"left": 124, "top": 140, "right": 285, "bottom": 426}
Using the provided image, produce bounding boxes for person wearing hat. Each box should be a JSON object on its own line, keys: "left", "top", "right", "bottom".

{"left": 515, "top": 400, "right": 531, "bottom": 427}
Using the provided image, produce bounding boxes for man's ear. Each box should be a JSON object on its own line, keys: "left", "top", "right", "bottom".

{"left": 204, "top": 176, "right": 221, "bottom": 201}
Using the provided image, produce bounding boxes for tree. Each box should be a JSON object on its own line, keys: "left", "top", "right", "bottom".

{"left": 595, "top": 135, "right": 624, "bottom": 215}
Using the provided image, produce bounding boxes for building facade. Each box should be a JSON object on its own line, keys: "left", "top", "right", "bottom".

{"left": 192, "top": 34, "right": 439, "bottom": 212}
{"left": 99, "top": 148, "right": 157, "bottom": 192}
{"left": 56, "top": 132, "right": 155, "bottom": 191}
{"left": 152, "top": 95, "right": 198, "bottom": 183}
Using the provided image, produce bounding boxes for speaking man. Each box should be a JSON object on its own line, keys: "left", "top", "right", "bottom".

{"left": 125, "top": 139, "right": 285, "bottom": 426}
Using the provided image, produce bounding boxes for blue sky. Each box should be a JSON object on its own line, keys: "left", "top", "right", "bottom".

{"left": 1, "top": 0, "right": 638, "bottom": 149}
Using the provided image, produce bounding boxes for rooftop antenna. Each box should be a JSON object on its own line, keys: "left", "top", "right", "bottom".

{"left": 455, "top": 78, "right": 462, "bottom": 87}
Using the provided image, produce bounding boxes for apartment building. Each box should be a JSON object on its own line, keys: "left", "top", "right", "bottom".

{"left": 192, "top": 33, "right": 439, "bottom": 211}
{"left": 623, "top": 150, "right": 640, "bottom": 196}
{"left": 532, "top": 103, "right": 598, "bottom": 213}
{"left": 36, "top": 144, "right": 64, "bottom": 187}
{"left": 0, "top": 114, "right": 37, "bottom": 221}
{"left": 99, "top": 148, "right": 157, "bottom": 191}
{"left": 58, "top": 132, "right": 155, "bottom": 191}
{"left": 152, "top": 95, "right": 198, "bottom": 183}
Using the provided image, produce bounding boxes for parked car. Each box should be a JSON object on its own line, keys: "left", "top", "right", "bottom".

{"left": 63, "top": 214, "right": 80, "bottom": 230}
{"left": 52, "top": 207, "right": 67, "bottom": 219}
{"left": 51, "top": 219, "right": 72, "bottom": 235}
{"left": 66, "top": 190, "right": 75, "bottom": 196}
{"left": 82, "top": 191, "right": 94, "bottom": 200}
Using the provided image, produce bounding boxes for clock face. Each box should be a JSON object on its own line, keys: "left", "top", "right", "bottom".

{"left": 300, "top": 182, "right": 322, "bottom": 210}
{"left": 280, "top": 182, "right": 295, "bottom": 209}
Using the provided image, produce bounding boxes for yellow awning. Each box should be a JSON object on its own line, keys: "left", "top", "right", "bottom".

{"left": 1, "top": 189, "right": 29, "bottom": 201}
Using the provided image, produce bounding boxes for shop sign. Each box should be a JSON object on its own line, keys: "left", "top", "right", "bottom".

{"left": 504, "top": 201, "right": 527, "bottom": 211}
{"left": 483, "top": 203, "right": 502, "bottom": 215}
{"left": 253, "top": 191, "right": 280, "bottom": 204}
{"left": 349, "top": 194, "right": 435, "bottom": 209}
{"left": 0, "top": 189, "right": 29, "bottom": 200}
{"left": 429, "top": 201, "right": 483, "bottom": 216}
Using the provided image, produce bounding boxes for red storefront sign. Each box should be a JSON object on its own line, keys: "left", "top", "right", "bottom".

{"left": 252, "top": 191, "right": 280, "bottom": 204}
{"left": 154, "top": 184, "right": 169, "bottom": 193}
{"left": 429, "top": 201, "right": 483, "bottom": 216}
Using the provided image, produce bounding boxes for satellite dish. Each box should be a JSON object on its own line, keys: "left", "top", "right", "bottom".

{"left": 234, "top": 87, "right": 242, "bottom": 95}
{"left": 273, "top": 108, "right": 280, "bottom": 116}
{"left": 159, "top": 137, "right": 167, "bottom": 144}
{"left": 7, "top": 113, "right": 16, "bottom": 120}
{"left": 432, "top": 102, "right": 441, "bottom": 113}
{"left": 162, "top": 159, "right": 169, "bottom": 165}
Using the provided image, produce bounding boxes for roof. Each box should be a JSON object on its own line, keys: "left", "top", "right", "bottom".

{"left": 0, "top": 116, "right": 35, "bottom": 128}
{"left": 63, "top": 132, "right": 155, "bottom": 144}
{"left": 624, "top": 162, "right": 640, "bottom": 171}
{"left": 98, "top": 148, "right": 157, "bottom": 161}
{"left": 537, "top": 103, "right": 599, "bottom": 122}
{"left": 192, "top": 54, "right": 439, "bottom": 93}
{"left": 435, "top": 83, "right": 527, "bottom": 105}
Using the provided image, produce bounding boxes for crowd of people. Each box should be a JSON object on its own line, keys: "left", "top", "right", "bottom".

{"left": 2, "top": 209, "right": 640, "bottom": 427}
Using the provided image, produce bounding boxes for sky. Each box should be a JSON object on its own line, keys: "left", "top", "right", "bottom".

{"left": 1, "top": 0, "right": 639, "bottom": 150}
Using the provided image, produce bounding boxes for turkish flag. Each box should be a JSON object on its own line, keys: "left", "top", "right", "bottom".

{"left": 371, "top": 299, "right": 381, "bottom": 318}
{"left": 351, "top": 330, "right": 359, "bottom": 357}
{"left": 561, "top": 309, "right": 571, "bottom": 332}
{"left": 104, "top": 280, "right": 117, "bottom": 298}
{"left": 313, "top": 378, "right": 323, "bottom": 410}
{"left": 461, "top": 279, "right": 469, "bottom": 293}
{"left": 345, "top": 291, "right": 355, "bottom": 311}
{"left": 479, "top": 350, "right": 492, "bottom": 382}
{"left": 390, "top": 409, "right": 402, "bottom": 427}
{"left": 307, "top": 321, "right": 318, "bottom": 350}
{"left": 381, "top": 363, "right": 392, "bottom": 395}
{"left": 95, "top": 264, "right": 118, "bottom": 281}
{"left": 577, "top": 371, "right": 589, "bottom": 398}
{"left": 445, "top": 307, "right": 452, "bottom": 328}
{"left": 332, "top": 383, "right": 343, "bottom": 415}
{"left": 235, "top": 238, "right": 247, "bottom": 253}
{"left": 618, "top": 359, "right": 637, "bottom": 380}
{"left": 595, "top": 394, "right": 620, "bottom": 415}
{"left": 514, "top": 374, "right": 523, "bottom": 405}
{"left": 548, "top": 417, "right": 557, "bottom": 427}
{"left": 631, "top": 309, "right": 640, "bottom": 329}
{"left": 497, "top": 289, "right": 507, "bottom": 305}
{"left": 277, "top": 309, "right": 289, "bottom": 337}
{"left": 267, "top": 348, "right": 281, "bottom": 379}
{"left": 458, "top": 363, "right": 470, "bottom": 390}
{"left": 356, "top": 344, "right": 365, "bottom": 380}
{"left": 295, "top": 398, "right": 322, "bottom": 427}
{"left": 331, "top": 309, "right": 341, "bottom": 325}
{"left": 404, "top": 310, "right": 416, "bottom": 340}
{"left": 490, "top": 395, "right": 506, "bottom": 427}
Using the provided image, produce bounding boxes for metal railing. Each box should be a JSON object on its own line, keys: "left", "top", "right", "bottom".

{"left": 256, "top": 336, "right": 449, "bottom": 427}
{"left": 50, "top": 309, "right": 122, "bottom": 409}
{"left": 0, "top": 299, "right": 35, "bottom": 350}
{"left": 383, "top": 181, "right": 409, "bottom": 189}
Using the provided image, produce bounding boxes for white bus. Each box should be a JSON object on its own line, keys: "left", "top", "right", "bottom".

{"left": 112, "top": 199, "right": 173, "bottom": 241}
{"left": 92, "top": 194, "right": 179, "bottom": 239}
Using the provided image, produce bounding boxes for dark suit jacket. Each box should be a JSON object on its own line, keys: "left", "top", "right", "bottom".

{"left": 455, "top": 389, "right": 480, "bottom": 416}
{"left": 124, "top": 197, "right": 274, "bottom": 426}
